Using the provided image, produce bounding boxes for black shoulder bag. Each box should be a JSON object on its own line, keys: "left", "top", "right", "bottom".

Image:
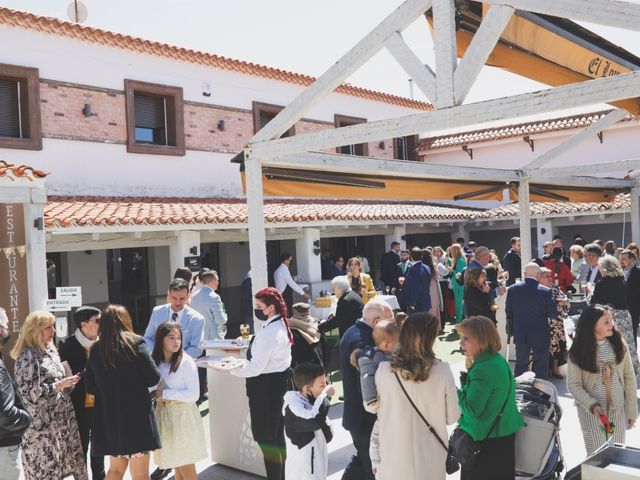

{"left": 448, "top": 367, "right": 512, "bottom": 470}
{"left": 393, "top": 372, "right": 460, "bottom": 474}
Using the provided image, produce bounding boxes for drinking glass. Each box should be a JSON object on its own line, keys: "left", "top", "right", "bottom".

{"left": 240, "top": 324, "right": 250, "bottom": 340}
{"left": 218, "top": 324, "right": 227, "bottom": 339}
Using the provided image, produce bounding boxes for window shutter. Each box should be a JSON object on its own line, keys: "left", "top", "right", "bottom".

{"left": 0, "top": 79, "right": 20, "bottom": 138}
{"left": 134, "top": 94, "right": 165, "bottom": 129}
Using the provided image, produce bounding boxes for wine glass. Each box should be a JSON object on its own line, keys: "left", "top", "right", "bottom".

{"left": 218, "top": 324, "right": 227, "bottom": 340}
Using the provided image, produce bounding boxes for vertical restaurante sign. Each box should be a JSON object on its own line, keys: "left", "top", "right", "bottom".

{"left": 0, "top": 204, "right": 29, "bottom": 361}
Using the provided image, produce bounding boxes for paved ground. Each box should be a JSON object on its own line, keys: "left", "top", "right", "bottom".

{"left": 83, "top": 325, "right": 640, "bottom": 479}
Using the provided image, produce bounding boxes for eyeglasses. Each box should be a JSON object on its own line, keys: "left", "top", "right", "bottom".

{"left": 459, "top": 335, "right": 472, "bottom": 343}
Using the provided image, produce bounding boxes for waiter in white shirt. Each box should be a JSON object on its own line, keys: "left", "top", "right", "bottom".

{"left": 273, "top": 252, "right": 311, "bottom": 314}
{"left": 230, "top": 287, "right": 293, "bottom": 480}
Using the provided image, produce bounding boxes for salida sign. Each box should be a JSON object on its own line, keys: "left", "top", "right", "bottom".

{"left": 0, "top": 204, "right": 30, "bottom": 362}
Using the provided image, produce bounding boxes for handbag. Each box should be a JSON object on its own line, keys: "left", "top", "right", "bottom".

{"left": 449, "top": 368, "right": 512, "bottom": 470}
{"left": 393, "top": 372, "right": 459, "bottom": 474}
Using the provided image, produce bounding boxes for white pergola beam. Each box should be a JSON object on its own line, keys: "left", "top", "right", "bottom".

{"left": 484, "top": 0, "right": 640, "bottom": 32}
{"left": 524, "top": 109, "right": 629, "bottom": 170}
{"left": 453, "top": 5, "right": 515, "bottom": 105}
{"left": 268, "top": 151, "right": 518, "bottom": 182}
{"left": 532, "top": 157, "right": 640, "bottom": 179}
{"left": 535, "top": 175, "right": 634, "bottom": 189}
{"left": 632, "top": 184, "right": 640, "bottom": 244}
{"left": 249, "top": 70, "right": 640, "bottom": 159}
{"left": 244, "top": 154, "right": 269, "bottom": 314}
{"left": 432, "top": 0, "right": 457, "bottom": 107}
{"left": 518, "top": 178, "right": 533, "bottom": 268}
{"left": 385, "top": 32, "right": 437, "bottom": 103}
{"left": 248, "top": 0, "right": 433, "bottom": 143}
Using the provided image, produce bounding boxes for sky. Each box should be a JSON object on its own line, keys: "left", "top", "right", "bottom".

{"left": 2, "top": 0, "right": 640, "bottom": 122}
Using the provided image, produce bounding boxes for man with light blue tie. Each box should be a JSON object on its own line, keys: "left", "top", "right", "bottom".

{"left": 191, "top": 269, "right": 227, "bottom": 340}
{"left": 144, "top": 278, "right": 205, "bottom": 358}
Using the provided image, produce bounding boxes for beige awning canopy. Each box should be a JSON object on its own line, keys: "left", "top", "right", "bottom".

{"left": 239, "top": 166, "right": 625, "bottom": 203}
{"left": 426, "top": 1, "right": 640, "bottom": 114}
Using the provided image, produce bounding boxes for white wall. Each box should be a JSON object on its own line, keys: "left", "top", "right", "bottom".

{"left": 5, "top": 139, "right": 243, "bottom": 196}
{"left": 422, "top": 122, "right": 640, "bottom": 173}
{"left": 64, "top": 250, "right": 108, "bottom": 304}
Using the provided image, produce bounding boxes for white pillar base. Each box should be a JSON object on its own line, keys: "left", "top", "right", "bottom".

{"left": 295, "top": 228, "right": 322, "bottom": 283}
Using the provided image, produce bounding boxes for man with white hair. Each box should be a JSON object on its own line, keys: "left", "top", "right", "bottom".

{"left": 319, "top": 276, "right": 364, "bottom": 338}
{"left": 339, "top": 300, "right": 393, "bottom": 480}
{"left": 0, "top": 307, "right": 32, "bottom": 479}
{"left": 506, "top": 263, "right": 557, "bottom": 380}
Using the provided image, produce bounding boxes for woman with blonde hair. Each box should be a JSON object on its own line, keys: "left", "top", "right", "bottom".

{"left": 455, "top": 316, "right": 523, "bottom": 480}
{"left": 374, "top": 312, "right": 459, "bottom": 479}
{"left": 347, "top": 257, "right": 376, "bottom": 304}
{"left": 12, "top": 311, "right": 87, "bottom": 480}
{"left": 570, "top": 244, "right": 588, "bottom": 282}
{"left": 86, "top": 305, "right": 161, "bottom": 480}
{"left": 449, "top": 243, "right": 467, "bottom": 323}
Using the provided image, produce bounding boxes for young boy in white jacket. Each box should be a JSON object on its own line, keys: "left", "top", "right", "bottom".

{"left": 283, "top": 362, "right": 334, "bottom": 480}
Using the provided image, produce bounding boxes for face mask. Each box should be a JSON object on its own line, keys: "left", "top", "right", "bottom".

{"left": 254, "top": 309, "right": 269, "bottom": 321}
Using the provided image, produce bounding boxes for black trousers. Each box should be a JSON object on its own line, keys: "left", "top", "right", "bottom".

{"left": 246, "top": 370, "right": 292, "bottom": 480}
{"left": 341, "top": 430, "right": 375, "bottom": 480}
{"left": 282, "top": 285, "right": 293, "bottom": 318}
{"left": 76, "top": 406, "right": 105, "bottom": 480}
{"left": 461, "top": 433, "right": 516, "bottom": 480}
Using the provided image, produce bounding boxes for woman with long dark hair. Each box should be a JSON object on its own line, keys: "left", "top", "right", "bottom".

{"left": 567, "top": 304, "right": 637, "bottom": 455}
{"left": 463, "top": 269, "right": 496, "bottom": 324}
{"left": 374, "top": 312, "right": 459, "bottom": 479}
{"left": 229, "top": 287, "right": 293, "bottom": 480}
{"left": 151, "top": 322, "right": 206, "bottom": 480}
{"left": 86, "top": 305, "right": 161, "bottom": 480}
{"left": 347, "top": 257, "right": 377, "bottom": 305}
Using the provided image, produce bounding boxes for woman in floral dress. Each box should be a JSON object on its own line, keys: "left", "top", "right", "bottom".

{"left": 539, "top": 268, "right": 568, "bottom": 377}
{"left": 11, "top": 311, "right": 88, "bottom": 480}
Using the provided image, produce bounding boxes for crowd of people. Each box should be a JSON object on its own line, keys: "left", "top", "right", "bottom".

{"left": 1, "top": 233, "right": 639, "bottom": 479}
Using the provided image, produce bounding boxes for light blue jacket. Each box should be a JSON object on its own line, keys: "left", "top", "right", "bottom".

{"left": 191, "top": 285, "right": 228, "bottom": 340}
{"left": 143, "top": 304, "right": 204, "bottom": 358}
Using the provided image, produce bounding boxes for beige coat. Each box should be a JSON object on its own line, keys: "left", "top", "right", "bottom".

{"left": 566, "top": 348, "right": 638, "bottom": 420}
{"left": 374, "top": 360, "right": 460, "bottom": 480}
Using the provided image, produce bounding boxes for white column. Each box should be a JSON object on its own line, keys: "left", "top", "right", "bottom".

{"left": 295, "top": 228, "right": 322, "bottom": 283}
{"left": 169, "top": 230, "right": 201, "bottom": 276}
{"left": 631, "top": 184, "right": 640, "bottom": 245}
{"left": 536, "top": 218, "right": 554, "bottom": 258}
{"left": 245, "top": 155, "right": 269, "bottom": 306}
{"left": 385, "top": 225, "right": 406, "bottom": 250}
{"left": 454, "top": 223, "right": 469, "bottom": 244}
{"left": 518, "top": 179, "right": 532, "bottom": 276}
{"left": 25, "top": 189, "right": 47, "bottom": 311}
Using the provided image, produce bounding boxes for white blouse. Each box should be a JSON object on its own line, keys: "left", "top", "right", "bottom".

{"left": 158, "top": 353, "right": 200, "bottom": 404}
{"left": 231, "top": 315, "right": 292, "bottom": 378}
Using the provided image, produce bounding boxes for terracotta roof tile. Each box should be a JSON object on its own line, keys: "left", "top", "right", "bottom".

{"left": 0, "top": 7, "right": 431, "bottom": 111}
{"left": 418, "top": 110, "right": 635, "bottom": 152}
{"left": 0, "top": 160, "right": 48, "bottom": 181}
{"left": 471, "top": 194, "right": 630, "bottom": 220}
{"left": 44, "top": 197, "right": 473, "bottom": 229}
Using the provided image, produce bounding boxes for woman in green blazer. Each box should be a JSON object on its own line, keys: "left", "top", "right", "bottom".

{"left": 456, "top": 316, "right": 524, "bottom": 480}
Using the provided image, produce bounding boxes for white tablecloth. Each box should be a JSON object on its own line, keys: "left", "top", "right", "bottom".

{"left": 309, "top": 294, "right": 401, "bottom": 320}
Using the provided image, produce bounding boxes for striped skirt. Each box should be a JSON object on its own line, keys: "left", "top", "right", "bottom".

{"left": 577, "top": 405, "right": 626, "bottom": 456}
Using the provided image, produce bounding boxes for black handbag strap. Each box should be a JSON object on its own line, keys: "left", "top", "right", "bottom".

{"left": 393, "top": 371, "right": 449, "bottom": 452}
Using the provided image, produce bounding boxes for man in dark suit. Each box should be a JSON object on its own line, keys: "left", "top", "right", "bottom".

{"left": 339, "top": 300, "right": 393, "bottom": 480}
{"left": 506, "top": 263, "right": 557, "bottom": 380}
{"left": 380, "top": 241, "right": 401, "bottom": 290}
{"left": 319, "top": 275, "right": 364, "bottom": 338}
{"left": 392, "top": 249, "right": 412, "bottom": 296}
{"left": 398, "top": 247, "right": 431, "bottom": 313}
{"left": 620, "top": 249, "right": 640, "bottom": 344}
{"left": 502, "top": 237, "right": 521, "bottom": 287}
{"left": 584, "top": 243, "right": 603, "bottom": 284}
{"left": 328, "top": 256, "right": 346, "bottom": 280}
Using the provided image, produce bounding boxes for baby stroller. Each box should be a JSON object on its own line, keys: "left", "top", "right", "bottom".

{"left": 514, "top": 374, "right": 565, "bottom": 480}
